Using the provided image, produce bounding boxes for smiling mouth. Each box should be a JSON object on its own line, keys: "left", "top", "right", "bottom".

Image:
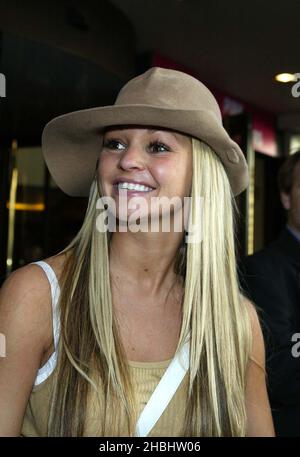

{"left": 113, "top": 182, "right": 156, "bottom": 193}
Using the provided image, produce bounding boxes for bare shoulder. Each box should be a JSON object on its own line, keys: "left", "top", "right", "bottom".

{"left": 242, "top": 295, "right": 265, "bottom": 369}
{"left": 1, "top": 251, "right": 67, "bottom": 306}
{"left": 0, "top": 251, "right": 68, "bottom": 352}
{"left": 0, "top": 252, "right": 69, "bottom": 436}
{"left": 241, "top": 296, "right": 275, "bottom": 436}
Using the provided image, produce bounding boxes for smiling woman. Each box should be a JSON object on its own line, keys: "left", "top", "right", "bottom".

{"left": 0, "top": 67, "right": 275, "bottom": 437}
{"left": 98, "top": 127, "right": 192, "bottom": 227}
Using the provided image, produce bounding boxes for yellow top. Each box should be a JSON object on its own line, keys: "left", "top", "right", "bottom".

{"left": 21, "top": 357, "right": 189, "bottom": 437}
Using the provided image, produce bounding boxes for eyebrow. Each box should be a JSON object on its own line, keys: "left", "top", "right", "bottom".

{"left": 104, "top": 126, "right": 185, "bottom": 143}
{"left": 147, "top": 128, "right": 181, "bottom": 140}
{"left": 153, "top": 131, "right": 192, "bottom": 149}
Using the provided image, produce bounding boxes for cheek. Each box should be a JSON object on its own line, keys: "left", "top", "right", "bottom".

{"left": 98, "top": 153, "right": 117, "bottom": 179}
{"left": 152, "top": 159, "right": 181, "bottom": 187}
{"left": 153, "top": 156, "right": 192, "bottom": 195}
{"left": 153, "top": 162, "right": 170, "bottom": 185}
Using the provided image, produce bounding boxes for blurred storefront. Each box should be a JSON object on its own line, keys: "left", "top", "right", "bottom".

{"left": 0, "top": 3, "right": 296, "bottom": 283}
{"left": 0, "top": 1, "right": 135, "bottom": 284}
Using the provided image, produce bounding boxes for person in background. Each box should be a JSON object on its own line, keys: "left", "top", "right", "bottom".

{"left": 240, "top": 150, "right": 300, "bottom": 436}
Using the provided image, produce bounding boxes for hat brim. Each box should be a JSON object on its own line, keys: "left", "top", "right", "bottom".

{"left": 42, "top": 104, "right": 249, "bottom": 196}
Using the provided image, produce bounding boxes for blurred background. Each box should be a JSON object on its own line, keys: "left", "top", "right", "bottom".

{"left": 0, "top": 0, "right": 300, "bottom": 284}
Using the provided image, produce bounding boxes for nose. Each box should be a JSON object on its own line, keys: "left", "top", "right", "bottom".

{"left": 117, "top": 143, "right": 146, "bottom": 171}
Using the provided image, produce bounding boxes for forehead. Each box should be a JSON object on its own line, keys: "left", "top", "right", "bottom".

{"left": 103, "top": 124, "right": 191, "bottom": 143}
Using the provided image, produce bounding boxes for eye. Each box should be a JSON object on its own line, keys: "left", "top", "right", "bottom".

{"left": 102, "top": 139, "right": 125, "bottom": 150}
{"left": 102, "top": 138, "right": 170, "bottom": 153}
{"left": 149, "top": 141, "right": 170, "bottom": 153}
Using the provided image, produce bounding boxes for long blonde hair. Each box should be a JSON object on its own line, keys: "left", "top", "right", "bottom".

{"left": 47, "top": 137, "right": 252, "bottom": 436}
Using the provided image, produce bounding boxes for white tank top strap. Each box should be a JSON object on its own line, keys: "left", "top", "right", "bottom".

{"left": 30, "top": 260, "right": 61, "bottom": 386}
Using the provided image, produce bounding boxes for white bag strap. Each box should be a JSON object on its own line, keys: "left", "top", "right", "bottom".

{"left": 135, "top": 333, "right": 190, "bottom": 437}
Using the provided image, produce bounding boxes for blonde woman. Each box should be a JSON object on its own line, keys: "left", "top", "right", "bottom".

{"left": 0, "top": 67, "right": 275, "bottom": 437}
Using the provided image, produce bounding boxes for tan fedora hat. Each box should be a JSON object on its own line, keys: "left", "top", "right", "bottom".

{"left": 42, "top": 66, "right": 248, "bottom": 197}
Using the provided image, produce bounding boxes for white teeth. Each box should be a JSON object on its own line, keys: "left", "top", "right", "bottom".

{"left": 116, "top": 182, "right": 154, "bottom": 192}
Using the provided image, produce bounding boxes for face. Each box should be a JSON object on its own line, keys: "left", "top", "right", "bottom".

{"left": 98, "top": 126, "right": 192, "bottom": 228}
{"left": 280, "top": 161, "right": 300, "bottom": 233}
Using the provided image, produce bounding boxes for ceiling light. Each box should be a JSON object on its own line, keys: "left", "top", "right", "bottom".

{"left": 275, "top": 73, "right": 298, "bottom": 83}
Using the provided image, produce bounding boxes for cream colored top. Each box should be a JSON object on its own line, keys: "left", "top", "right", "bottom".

{"left": 21, "top": 358, "right": 189, "bottom": 437}
{"left": 20, "top": 261, "right": 188, "bottom": 437}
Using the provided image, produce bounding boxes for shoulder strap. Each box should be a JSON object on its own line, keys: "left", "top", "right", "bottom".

{"left": 135, "top": 332, "right": 190, "bottom": 437}
{"left": 30, "top": 260, "right": 61, "bottom": 350}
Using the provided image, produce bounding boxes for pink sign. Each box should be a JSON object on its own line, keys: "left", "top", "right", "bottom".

{"left": 252, "top": 112, "right": 278, "bottom": 157}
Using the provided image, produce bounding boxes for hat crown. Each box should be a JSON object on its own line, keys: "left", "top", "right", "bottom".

{"left": 115, "top": 67, "right": 222, "bottom": 123}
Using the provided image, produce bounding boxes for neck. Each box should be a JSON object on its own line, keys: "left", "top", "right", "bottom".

{"left": 109, "top": 229, "right": 185, "bottom": 296}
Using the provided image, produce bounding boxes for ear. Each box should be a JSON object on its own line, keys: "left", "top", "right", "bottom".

{"left": 280, "top": 191, "right": 291, "bottom": 210}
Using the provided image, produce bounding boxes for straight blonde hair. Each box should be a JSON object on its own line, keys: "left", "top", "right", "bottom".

{"left": 47, "top": 137, "right": 252, "bottom": 436}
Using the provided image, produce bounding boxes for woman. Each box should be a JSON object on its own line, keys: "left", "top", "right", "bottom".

{"left": 0, "top": 67, "right": 275, "bottom": 437}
